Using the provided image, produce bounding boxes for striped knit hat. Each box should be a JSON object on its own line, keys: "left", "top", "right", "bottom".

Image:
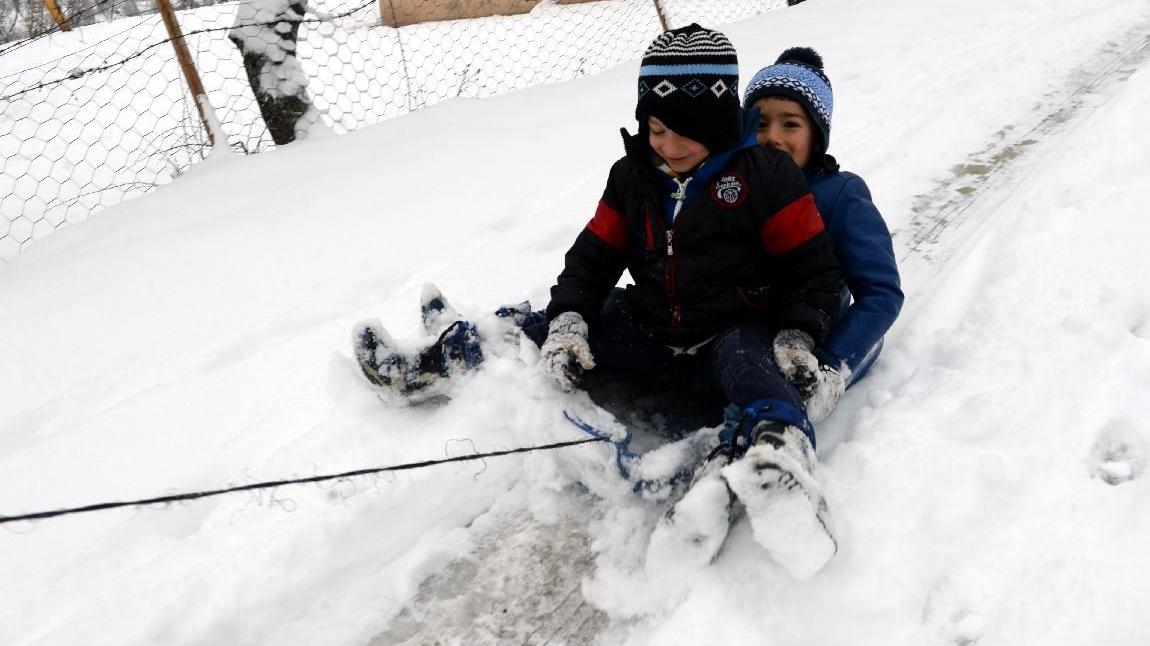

{"left": 636, "top": 24, "right": 741, "bottom": 155}
{"left": 743, "top": 47, "right": 834, "bottom": 155}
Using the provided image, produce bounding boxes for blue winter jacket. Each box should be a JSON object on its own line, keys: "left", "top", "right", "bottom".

{"left": 806, "top": 158, "right": 903, "bottom": 384}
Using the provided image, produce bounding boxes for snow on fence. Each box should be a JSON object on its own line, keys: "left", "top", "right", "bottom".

{"left": 0, "top": 0, "right": 786, "bottom": 261}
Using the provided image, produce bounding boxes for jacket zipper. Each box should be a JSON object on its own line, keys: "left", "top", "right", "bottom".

{"left": 665, "top": 177, "right": 690, "bottom": 328}
{"left": 666, "top": 240, "right": 681, "bottom": 328}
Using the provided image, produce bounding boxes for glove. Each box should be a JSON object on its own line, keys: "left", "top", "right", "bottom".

{"left": 772, "top": 329, "right": 820, "bottom": 399}
{"left": 804, "top": 364, "right": 848, "bottom": 423}
{"left": 539, "top": 311, "right": 595, "bottom": 392}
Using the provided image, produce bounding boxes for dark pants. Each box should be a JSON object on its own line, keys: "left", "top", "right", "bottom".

{"left": 521, "top": 290, "right": 813, "bottom": 443}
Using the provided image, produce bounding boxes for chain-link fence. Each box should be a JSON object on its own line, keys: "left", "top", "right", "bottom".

{"left": 1, "top": 0, "right": 787, "bottom": 261}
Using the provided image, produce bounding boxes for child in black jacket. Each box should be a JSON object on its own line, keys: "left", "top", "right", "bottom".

{"left": 356, "top": 25, "right": 843, "bottom": 577}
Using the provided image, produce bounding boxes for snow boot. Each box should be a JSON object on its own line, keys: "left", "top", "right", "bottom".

{"left": 353, "top": 319, "right": 403, "bottom": 389}
{"left": 722, "top": 422, "right": 837, "bottom": 579}
{"left": 646, "top": 445, "right": 737, "bottom": 570}
{"left": 422, "top": 318, "right": 484, "bottom": 377}
{"left": 420, "top": 283, "right": 463, "bottom": 336}
{"left": 352, "top": 319, "right": 483, "bottom": 402}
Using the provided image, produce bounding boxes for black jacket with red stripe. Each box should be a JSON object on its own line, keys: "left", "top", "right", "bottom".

{"left": 546, "top": 123, "right": 843, "bottom": 347}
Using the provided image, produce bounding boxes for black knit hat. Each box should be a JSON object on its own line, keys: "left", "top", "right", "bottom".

{"left": 742, "top": 47, "right": 834, "bottom": 155}
{"left": 635, "top": 24, "right": 741, "bottom": 155}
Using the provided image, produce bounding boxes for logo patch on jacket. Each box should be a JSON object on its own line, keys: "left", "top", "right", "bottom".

{"left": 711, "top": 172, "right": 747, "bottom": 207}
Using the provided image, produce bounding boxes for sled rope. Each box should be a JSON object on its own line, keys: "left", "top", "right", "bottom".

{"left": 0, "top": 436, "right": 608, "bottom": 525}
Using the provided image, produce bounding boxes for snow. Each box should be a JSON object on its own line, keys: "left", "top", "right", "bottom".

{"left": 3, "top": 0, "right": 1150, "bottom": 643}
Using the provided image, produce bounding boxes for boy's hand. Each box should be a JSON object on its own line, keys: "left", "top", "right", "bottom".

{"left": 773, "top": 329, "right": 820, "bottom": 398}
{"left": 540, "top": 311, "right": 595, "bottom": 392}
{"left": 805, "top": 364, "right": 847, "bottom": 423}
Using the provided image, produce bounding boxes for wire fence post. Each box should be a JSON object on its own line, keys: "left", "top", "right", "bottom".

{"left": 651, "top": 0, "right": 669, "bottom": 32}
{"left": 41, "top": 0, "right": 73, "bottom": 31}
{"left": 155, "top": 0, "right": 217, "bottom": 146}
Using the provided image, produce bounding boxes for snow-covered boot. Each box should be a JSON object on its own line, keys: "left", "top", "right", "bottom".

{"left": 421, "top": 319, "right": 484, "bottom": 377}
{"left": 722, "top": 422, "right": 837, "bottom": 579}
{"left": 420, "top": 283, "right": 463, "bottom": 336}
{"left": 352, "top": 319, "right": 483, "bottom": 402}
{"left": 353, "top": 319, "right": 405, "bottom": 389}
{"left": 646, "top": 446, "right": 737, "bottom": 570}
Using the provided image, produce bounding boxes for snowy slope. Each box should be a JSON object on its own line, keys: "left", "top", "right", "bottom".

{"left": 3, "top": 0, "right": 1150, "bottom": 644}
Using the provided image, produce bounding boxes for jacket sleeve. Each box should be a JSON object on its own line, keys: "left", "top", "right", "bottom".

{"left": 757, "top": 155, "right": 844, "bottom": 343}
{"left": 545, "top": 164, "right": 630, "bottom": 322}
{"left": 816, "top": 174, "right": 904, "bottom": 375}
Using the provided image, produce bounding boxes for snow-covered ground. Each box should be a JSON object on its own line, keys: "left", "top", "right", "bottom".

{"left": 3, "top": 0, "right": 1150, "bottom": 643}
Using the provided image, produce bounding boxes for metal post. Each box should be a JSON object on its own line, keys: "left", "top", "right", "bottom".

{"left": 155, "top": 0, "right": 216, "bottom": 145}
{"left": 651, "top": 0, "right": 669, "bottom": 32}
{"left": 42, "top": 0, "right": 72, "bottom": 31}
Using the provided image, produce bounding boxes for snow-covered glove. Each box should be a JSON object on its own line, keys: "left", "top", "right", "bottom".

{"left": 804, "top": 364, "right": 849, "bottom": 423}
{"left": 539, "top": 311, "right": 595, "bottom": 392}
{"left": 773, "top": 329, "right": 820, "bottom": 399}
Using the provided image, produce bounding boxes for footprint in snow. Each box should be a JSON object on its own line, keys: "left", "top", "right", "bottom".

{"left": 921, "top": 577, "right": 986, "bottom": 645}
{"left": 1130, "top": 316, "right": 1150, "bottom": 340}
{"left": 1089, "top": 420, "right": 1146, "bottom": 485}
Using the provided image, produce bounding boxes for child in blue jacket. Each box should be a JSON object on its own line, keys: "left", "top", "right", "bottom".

{"left": 742, "top": 47, "right": 904, "bottom": 421}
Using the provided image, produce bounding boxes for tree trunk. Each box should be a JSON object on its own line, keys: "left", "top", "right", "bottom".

{"left": 228, "top": 0, "right": 318, "bottom": 146}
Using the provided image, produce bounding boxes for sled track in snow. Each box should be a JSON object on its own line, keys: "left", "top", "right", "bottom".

{"left": 370, "top": 507, "right": 608, "bottom": 646}
{"left": 899, "top": 18, "right": 1150, "bottom": 268}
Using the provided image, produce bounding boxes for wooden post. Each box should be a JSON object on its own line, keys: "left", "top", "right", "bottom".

{"left": 42, "top": 0, "right": 72, "bottom": 31}
{"left": 651, "top": 0, "right": 669, "bottom": 32}
{"left": 155, "top": 0, "right": 215, "bottom": 145}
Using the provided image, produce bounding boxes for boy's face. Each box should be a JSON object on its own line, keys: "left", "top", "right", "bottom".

{"left": 647, "top": 116, "right": 710, "bottom": 176}
{"left": 752, "top": 97, "right": 814, "bottom": 168}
